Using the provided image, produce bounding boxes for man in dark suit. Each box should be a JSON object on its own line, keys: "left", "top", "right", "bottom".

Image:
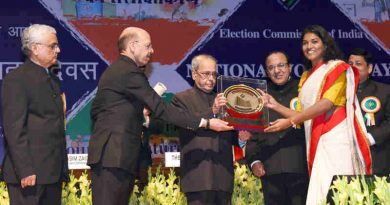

{"left": 87, "top": 27, "right": 233, "bottom": 205}
{"left": 171, "top": 54, "right": 251, "bottom": 205}
{"left": 1, "top": 24, "right": 68, "bottom": 205}
{"left": 348, "top": 48, "right": 390, "bottom": 175}
{"left": 246, "top": 51, "right": 309, "bottom": 205}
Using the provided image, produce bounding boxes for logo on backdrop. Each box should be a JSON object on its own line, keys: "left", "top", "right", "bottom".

{"left": 277, "top": 0, "right": 301, "bottom": 10}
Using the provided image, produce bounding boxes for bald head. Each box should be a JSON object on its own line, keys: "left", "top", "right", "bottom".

{"left": 118, "top": 27, "right": 154, "bottom": 66}
{"left": 118, "top": 27, "right": 149, "bottom": 52}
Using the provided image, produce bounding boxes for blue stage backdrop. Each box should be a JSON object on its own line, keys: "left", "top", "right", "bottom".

{"left": 1, "top": 0, "right": 389, "bottom": 167}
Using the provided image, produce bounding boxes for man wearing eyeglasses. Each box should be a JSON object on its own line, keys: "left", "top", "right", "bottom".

{"left": 245, "top": 51, "right": 309, "bottom": 205}
{"left": 87, "top": 28, "right": 233, "bottom": 205}
{"left": 2, "top": 24, "right": 68, "bottom": 205}
{"left": 170, "top": 54, "right": 251, "bottom": 205}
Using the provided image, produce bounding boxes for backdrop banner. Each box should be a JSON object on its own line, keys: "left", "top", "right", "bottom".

{"left": 1, "top": 0, "right": 389, "bottom": 168}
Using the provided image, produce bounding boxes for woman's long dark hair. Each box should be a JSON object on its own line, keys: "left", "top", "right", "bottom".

{"left": 301, "top": 25, "right": 344, "bottom": 70}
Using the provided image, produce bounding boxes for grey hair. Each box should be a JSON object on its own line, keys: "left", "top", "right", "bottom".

{"left": 191, "top": 54, "right": 217, "bottom": 71}
{"left": 21, "top": 24, "right": 57, "bottom": 56}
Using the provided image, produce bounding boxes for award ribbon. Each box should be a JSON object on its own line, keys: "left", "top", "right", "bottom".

{"left": 361, "top": 96, "right": 381, "bottom": 126}
{"left": 289, "top": 97, "right": 301, "bottom": 128}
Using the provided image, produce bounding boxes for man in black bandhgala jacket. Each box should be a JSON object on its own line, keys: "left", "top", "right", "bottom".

{"left": 246, "top": 51, "right": 309, "bottom": 205}
{"left": 2, "top": 24, "right": 68, "bottom": 205}
{"left": 348, "top": 48, "right": 390, "bottom": 175}
{"left": 171, "top": 54, "right": 251, "bottom": 205}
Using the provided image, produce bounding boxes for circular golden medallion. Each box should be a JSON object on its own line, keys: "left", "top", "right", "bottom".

{"left": 223, "top": 84, "right": 263, "bottom": 114}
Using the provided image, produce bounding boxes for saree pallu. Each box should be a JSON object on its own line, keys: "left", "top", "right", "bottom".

{"left": 299, "top": 60, "right": 371, "bottom": 205}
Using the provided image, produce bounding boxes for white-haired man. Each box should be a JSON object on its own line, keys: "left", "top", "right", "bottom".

{"left": 171, "top": 54, "right": 251, "bottom": 205}
{"left": 2, "top": 24, "right": 68, "bottom": 205}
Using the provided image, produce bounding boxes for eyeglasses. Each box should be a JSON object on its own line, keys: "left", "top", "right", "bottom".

{"left": 36, "top": 42, "right": 60, "bottom": 50}
{"left": 195, "top": 70, "right": 218, "bottom": 79}
{"left": 133, "top": 41, "right": 153, "bottom": 50}
{"left": 267, "top": 62, "right": 288, "bottom": 72}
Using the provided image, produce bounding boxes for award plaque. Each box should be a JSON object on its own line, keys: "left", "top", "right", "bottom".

{"left": 217, "top": 75, "right": 269, "bottom": 132}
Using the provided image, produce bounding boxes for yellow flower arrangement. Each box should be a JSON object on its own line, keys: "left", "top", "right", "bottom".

{"left": 0, "top": 167, "right": 388, "bottom": 205}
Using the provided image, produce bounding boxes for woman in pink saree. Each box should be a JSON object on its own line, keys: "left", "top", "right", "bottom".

{"left": 263, "top": 25, "right": 372, "bottom": 205}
